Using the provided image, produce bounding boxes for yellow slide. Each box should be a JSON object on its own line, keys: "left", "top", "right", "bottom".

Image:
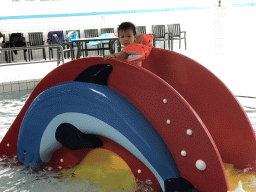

{"left": 60, "top": 149, "right": 137, "bottom": 191}
{"left": 224, "top": 163, "right": 256, "bottom": 191}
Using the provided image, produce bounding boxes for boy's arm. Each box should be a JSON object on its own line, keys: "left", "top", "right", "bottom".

{"left": 103, "top": 51, "right": 129, "bottom": 60}
{"left": 114, "top": 51, "right": 129, "bottom": 59}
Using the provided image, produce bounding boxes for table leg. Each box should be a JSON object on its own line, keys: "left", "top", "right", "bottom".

{"left": 171, "top": 38, "right": 173, "bottom": 51}
{"left": 168, "top": 35, "right": 170, "bottom": 50}
{"left": 69, "top": 42, "right": 74, "bottom": 60}
{"left": 76, "top": 42, "right": 81, "bottom": 59}
{"left": 109, "top": 39, "right": 117, "bottom": 54}
{"left": 118, "top": 40, "right": 121, "bottom": 52}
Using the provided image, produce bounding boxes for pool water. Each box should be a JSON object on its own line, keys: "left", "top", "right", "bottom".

{"left": 1, "top": 92, "right": 256, "bottom": 192}
{"left": 0, "top": 91, "right": 32, "bottom": 142}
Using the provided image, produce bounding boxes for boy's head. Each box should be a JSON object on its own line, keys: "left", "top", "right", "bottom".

{"left": 118, "top": 22, "right": 137, "bottom": 46}
{"left": 118, "top": 22, "right": 136, "bottom": 36}
{"left": 0, "top": 32, "right": 3, "bottom": 44}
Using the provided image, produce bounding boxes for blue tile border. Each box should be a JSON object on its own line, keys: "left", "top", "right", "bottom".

{"left": 0, "top": 3, "right": 254, "bottom": 21}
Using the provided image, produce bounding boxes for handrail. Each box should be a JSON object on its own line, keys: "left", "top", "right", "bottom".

{"left": 0, "top": 44, "right": 65, "bottom": 66}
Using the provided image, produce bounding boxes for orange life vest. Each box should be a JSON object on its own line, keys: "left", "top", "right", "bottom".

{"left": 122, "top": 34, "right": 154, "bottom": 64}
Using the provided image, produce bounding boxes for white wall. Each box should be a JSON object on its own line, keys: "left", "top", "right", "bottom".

{"left": 0, "top": 1, "right": 210, "bottom": 47}
{"left": 0, "top": 0, "right": 255, "bottom": 57}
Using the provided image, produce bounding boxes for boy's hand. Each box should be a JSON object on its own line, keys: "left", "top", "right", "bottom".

{"left": 103, "top": 54, "right": 115, "bottom": 60}
{"left": 135, "top": 35, "right": 144, "bottom": 44}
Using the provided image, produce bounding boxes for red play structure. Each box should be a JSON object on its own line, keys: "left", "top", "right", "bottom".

{"left": 1, "top": 48, "right": 256, "bottom": 192}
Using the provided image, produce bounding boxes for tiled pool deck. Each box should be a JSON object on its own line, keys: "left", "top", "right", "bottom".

{"left": 0, "top": 61, "right": 55, "bottom": 94}
{"left": 0, "top": 46, "right": 255, "bottom": 100}
{"left": 0, "top": 79, "right": 41, "bottom": 94}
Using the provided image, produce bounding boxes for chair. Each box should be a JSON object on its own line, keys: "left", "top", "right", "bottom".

{"left": 136, "top": 26, "right": 147, "bottom": 35}
{"left": 53, "top": 34, "right": 74, "bottom": 65}
{"left": 100, "top": 28, "right": 114, "bottom": 34}
{"left": 65, "top": 30, "right": 83, "bottom": 57}
{"left": 83, "top": 29, "right": 100, "bottom": 57}
{"left": 47, "top": 31, "right": 64, "bottom": 60}
{"left": 8, "top": 33, "right": 28, "bottom": 62}
{"left": 152, "top": 25, "right": 168, "bottom": 49}
{"left": 84, "top": 29, "right": 99, "bottom": 38}
{"left": 167, "top": 24, "right": 187, "bottom": 50}
{"left": 100, "top": 28, "right": 114, "bottom": 55}
{"left": 66, "top": 30, "right": 81, "bottom": 40}
{"left": 0, "top": 34, "right": 9, "bottom": 62}
{"left": 27, "top": 32, "right": 46, "bottom": 61}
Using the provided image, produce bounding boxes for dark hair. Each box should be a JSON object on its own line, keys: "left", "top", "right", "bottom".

{"left": 0, "top": 32, "right": 3, "bottom": 38}
{"left": 118, "top": 22, "right": 136, "bottom": 36}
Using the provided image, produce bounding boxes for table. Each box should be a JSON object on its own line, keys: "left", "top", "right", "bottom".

{"left": 71, "top": 37, "right": 121, "bottom": 59}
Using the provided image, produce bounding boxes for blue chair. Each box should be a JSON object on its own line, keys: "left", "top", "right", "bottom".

{"left": 53, "top": 34, "right": 75, "bottom": 65}
{"left": 65, "top": 30, "right": 84, "bottom": 58}
{"left": 47, "top": 31, "right": 64, "bottom": 60}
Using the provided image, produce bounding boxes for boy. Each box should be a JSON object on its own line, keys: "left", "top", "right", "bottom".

{"left": 103, "top": 22, "right": 153, "bottom": 67}
{"left": 0, "top": 32, "right": 4, "bottom": 55}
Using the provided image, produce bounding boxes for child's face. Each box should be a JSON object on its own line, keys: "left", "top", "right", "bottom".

{"left": 118, "top": 29, "right": 136, "bottom": 47}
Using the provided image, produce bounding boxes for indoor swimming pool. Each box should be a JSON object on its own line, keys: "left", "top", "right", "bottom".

{"left": 1, "top": 0, "right": 256, "bottom": 191}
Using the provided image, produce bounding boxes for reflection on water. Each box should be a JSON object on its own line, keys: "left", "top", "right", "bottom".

{"left": 0, "top": 157, "right": 94, "bottom": 192}
{"left": 1, "top": 92, "right": 256, "bottom": 191}
{"left": 0, "top": 91, "right": 32, "bottom": 141}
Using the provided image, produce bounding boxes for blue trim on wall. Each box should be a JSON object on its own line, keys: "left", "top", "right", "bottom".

{"left": 232, "top": 3, "right": 256, "bottom": 7}
{"left": 0, "top": 3, "right": 254, "bottom": 21}
{"left": 0, "top": 6, "right": 209, "bottom": 20}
